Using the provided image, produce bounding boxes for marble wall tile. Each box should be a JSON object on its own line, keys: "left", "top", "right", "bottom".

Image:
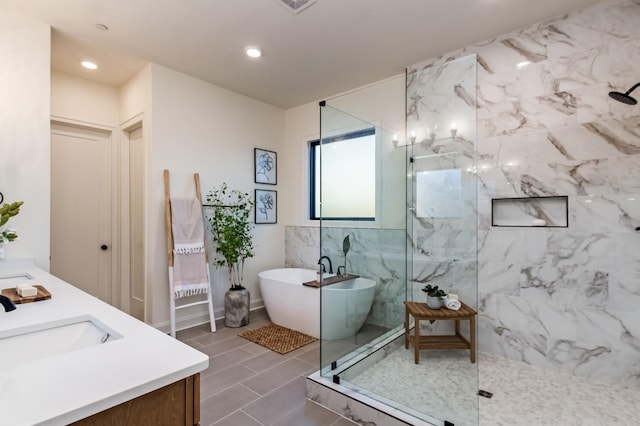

{"left": 478, "top": 229, "right": 553, "bottom": 265}
{"left": 575, "top": 85, "right": 640, "bottom": 124}
{"left": 478, "top": 92, "right": 578, "bottom": 139}
{"left": 609, "top": 37, "right": 640, "bottom": 87}
{"left": 478, "top": 262, "right": 521, "bottom": 296}
{"left": 609, "top": 268, "right": 640, "bottom": 312}
{"left": 434, "top": 1, "right": 640, "bottom": 409}
{"left": 474, "top": 26, "right": 548, "bottom": 77}
{"left": 520, "top": 264, "right": 609, "bottom": 308}
{"left": 545, "top": 121, "right": 640, "bottom": 163}
{"left": 615, "top": 157, "right": 640, "bottom": 194}
{"left": 574, "top": 195, "right": 637, "bottom": 233}
{"left": 477, "top": 306, "right": 550, "bottom": 365}
{"left": 478, "top": 57, "right": 552, "bottom": 105}
{"left": 546, "top": 0, "right": 640, "bottom": 59}
{"left": 410, "top": 0, "right": 640, "bottom": 394}
{"left": 284, "top": 226, "right": 320, "bottom": 269}
{"left": 544, "top": 46, "right": 610, "bottom": 93}
{"left": 536, "top": 302, "right": 579, "bottom": 341}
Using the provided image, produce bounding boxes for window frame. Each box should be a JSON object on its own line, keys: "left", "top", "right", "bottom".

{"left": 309, "top": 127, "right": 377, "bottom": 221}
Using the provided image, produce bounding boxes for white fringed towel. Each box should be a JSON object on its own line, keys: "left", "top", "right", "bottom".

{"left": 170, "top": 198, "right": 209, "bottom": 298}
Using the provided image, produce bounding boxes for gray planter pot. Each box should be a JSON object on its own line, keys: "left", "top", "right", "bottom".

{"left": 426, "top": 295, "right": 442, "bottom": 309}
{"left": 224, "top": 288, "right": 250, "bottom": 327}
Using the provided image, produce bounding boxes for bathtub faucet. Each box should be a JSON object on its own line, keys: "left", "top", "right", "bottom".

{"left": 0, "top": 294, "right": 16, "bottom": 312}
{"left": 318, "top": 256, "right": 333, "bottom": 274}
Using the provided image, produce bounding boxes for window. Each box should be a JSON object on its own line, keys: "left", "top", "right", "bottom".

{"left": 309, "top": 128, "right": 376, "bottom": 220}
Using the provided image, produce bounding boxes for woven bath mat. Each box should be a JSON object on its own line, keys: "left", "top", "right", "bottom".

{"left": 238, "top": 323, "right": 317, "bottom": 354}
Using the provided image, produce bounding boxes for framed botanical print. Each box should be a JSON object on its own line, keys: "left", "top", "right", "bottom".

{"left": 254, "top": 148, "right": 277, "bottom": 185}
{"left": 255, "top": 189, "right": 277, "bottom": 224}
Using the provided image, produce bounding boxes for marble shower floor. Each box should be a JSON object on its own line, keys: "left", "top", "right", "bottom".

{"left": 349, "top": 348, "right": 640, "bottom": 426}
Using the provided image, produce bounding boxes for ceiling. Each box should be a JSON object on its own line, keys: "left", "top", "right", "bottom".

{"left": 1, "top": 0, "right": 603, "bottom": 109}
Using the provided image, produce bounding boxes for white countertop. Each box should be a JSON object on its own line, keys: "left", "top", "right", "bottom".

{"left": 0, "top": 262, "right": 209, "bottom": 426}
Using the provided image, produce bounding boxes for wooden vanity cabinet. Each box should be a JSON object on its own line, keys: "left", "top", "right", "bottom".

{"left": 70, "top": 374, "right": 200, "bottom": 426}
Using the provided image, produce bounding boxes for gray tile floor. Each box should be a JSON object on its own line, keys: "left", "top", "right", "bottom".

{"left": 180, "top": 311, "right": 640, "bottom": 426}
{"left": 177, "top": 310, "right": 357, "bottom": 426}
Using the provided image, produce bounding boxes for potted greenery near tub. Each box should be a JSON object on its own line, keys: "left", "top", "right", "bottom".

{"left": 421, "top": 284, "right": 447, "bottom": 309}
{"left": 206, "top": 183, "right": 255, "bottom": 327}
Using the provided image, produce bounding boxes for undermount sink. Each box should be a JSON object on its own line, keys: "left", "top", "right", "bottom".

{"left": 0, "top": 272, "right": 34, "bottom": 283}
{"left": 0, "top": 316, "right": 122, "bottom": 366}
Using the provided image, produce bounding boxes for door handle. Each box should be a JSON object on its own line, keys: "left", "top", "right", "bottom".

{"left": 100, "top": 244, "right": 109, "bottom": 251}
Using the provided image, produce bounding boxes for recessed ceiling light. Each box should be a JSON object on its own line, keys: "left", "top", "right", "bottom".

{"left": 245, "top": 47, "right": 262, "bottom": 59}
{"left": 81, "top": 61, "right": 98, "bottom": 70}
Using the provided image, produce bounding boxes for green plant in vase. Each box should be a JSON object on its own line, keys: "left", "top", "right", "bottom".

{"left": 206, "top": 183, "right": 254, "bottom": 290}
{"left": 0, "top": 200, "right": 24, "bottom": 243}
{"left": 206, "top": 183, "right": 254, "bottom": 327}
{"left": 421, "top": 284, "right": 447, "bottom": 309}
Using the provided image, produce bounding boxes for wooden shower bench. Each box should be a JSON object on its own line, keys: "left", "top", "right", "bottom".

{"left": 404, "top": 301, "right": 476, "bottom": 364}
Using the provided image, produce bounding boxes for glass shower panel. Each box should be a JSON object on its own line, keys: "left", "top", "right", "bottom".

{"left": 317, "top": 53, "right": 477, "bottom": 425}
{"left": 318, "top": 104, "right": 407, "bottom": 377}
{"left": 406, "top": 53, "right": 479, "bottom": 425}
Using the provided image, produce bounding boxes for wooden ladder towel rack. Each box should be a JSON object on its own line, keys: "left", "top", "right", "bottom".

{"left": 164, "top": 169, "right": 216, "bottom": 337}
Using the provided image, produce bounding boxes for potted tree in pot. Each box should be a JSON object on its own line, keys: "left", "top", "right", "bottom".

{"left": 206, "top": 183, "right": 255, "bottom": 327}
{"left": 421, "top": 284, "right": 447, "bottom": 309}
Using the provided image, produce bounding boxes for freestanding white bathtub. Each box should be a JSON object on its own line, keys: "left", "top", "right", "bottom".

{"left": 258, "top": 268, "right": 376, "bottom": 340}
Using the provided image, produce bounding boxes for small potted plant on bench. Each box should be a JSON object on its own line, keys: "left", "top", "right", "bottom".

{"left": 421, "top": 284, "right": 447, "bottom": 309}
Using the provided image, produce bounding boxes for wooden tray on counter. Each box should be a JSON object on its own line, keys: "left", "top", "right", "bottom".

{"left": 1, "top": 285, "right": 51, "bottom": 304}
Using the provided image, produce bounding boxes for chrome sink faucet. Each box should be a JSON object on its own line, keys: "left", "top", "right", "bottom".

{"left": 0, "top": 294, "right": 16, "bottom": 312}
{"left": 318, "top": 256, "right": 333, "bottom": 274}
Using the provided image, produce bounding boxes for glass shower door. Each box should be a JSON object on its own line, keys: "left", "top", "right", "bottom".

{"left": 406, "top": 53, "right": 479, "bottom": 425}
{"left": 318, "top": 103, "right": 407, "bottom": 378}
{"left": 316, "top": 53, "right": 478, "bottom": 425}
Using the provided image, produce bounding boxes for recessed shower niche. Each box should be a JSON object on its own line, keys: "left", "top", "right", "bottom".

{"left": 491, "top": 196, "right": 568, "bottom": 227}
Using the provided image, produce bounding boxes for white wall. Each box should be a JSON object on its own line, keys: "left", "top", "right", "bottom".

{"left": 119, "top": 64, "right": 151, "bottom": 125}
{"left": 148, "top": 64, "right": 285, "bottom": 327}
{"left": 44, "top": 61, "right": 286, "bottom": 330}
{"left": 2, "top": 5, "right": 402, "bottom": 330}
{"left": 283, "top": 75, "right": 406, "bottom": 228}
{"left": 51, "top": 71, "right": 119, "bottom": 126}
{"left": 0, "top": 9, "right": 51, "bottom": 269}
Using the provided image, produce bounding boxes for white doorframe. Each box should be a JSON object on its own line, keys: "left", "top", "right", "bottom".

{"left": 120, "top": 114, "right": 147, "bottom": 322}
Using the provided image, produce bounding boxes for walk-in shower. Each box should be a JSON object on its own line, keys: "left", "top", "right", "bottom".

{"left": 310, "top": 54, "right": 479, "bottom": 425}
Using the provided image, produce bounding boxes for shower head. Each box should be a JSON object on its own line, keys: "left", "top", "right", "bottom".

{"left": 609, "top": 91, "right": 637, "bottom": 105}
{"left": 609, "top": 82, "right": 640, "bottom": 105}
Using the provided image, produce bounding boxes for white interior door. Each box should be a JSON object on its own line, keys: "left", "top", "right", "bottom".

{"left": 51, "top": 123, "right": 114, "bottom": 304}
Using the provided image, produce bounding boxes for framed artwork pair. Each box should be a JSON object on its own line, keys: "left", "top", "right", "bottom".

{"left": 254, "top": 148, "right": 277, "bottom": 224}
